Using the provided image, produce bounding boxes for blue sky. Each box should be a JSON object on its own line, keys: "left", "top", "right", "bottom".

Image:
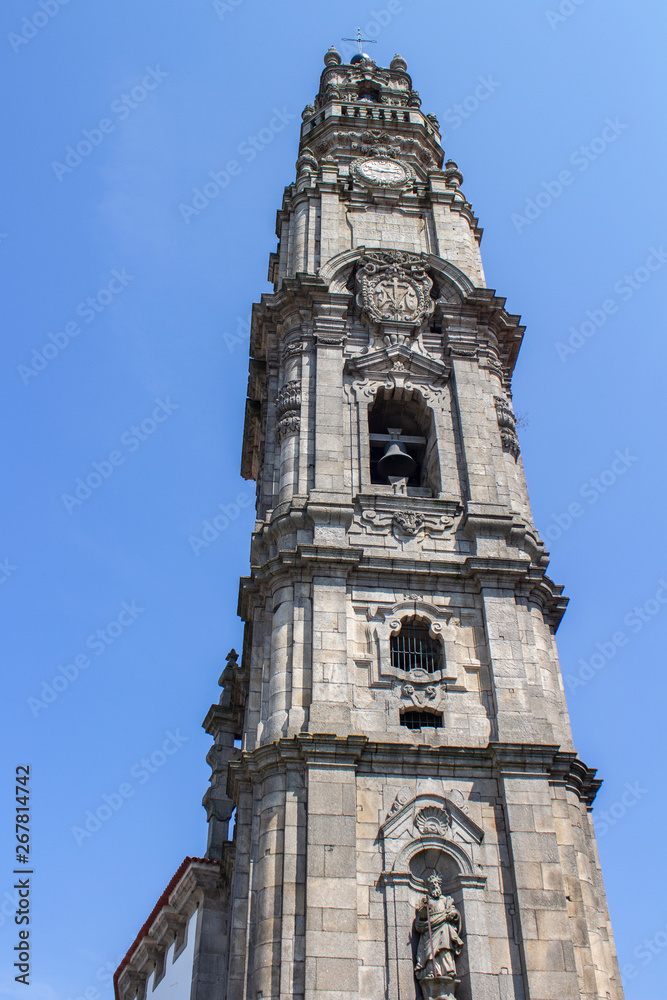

{"left": 1, "top": 1, "right": 665, "bottom": 997}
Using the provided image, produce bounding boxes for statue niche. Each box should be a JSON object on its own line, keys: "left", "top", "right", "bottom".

{"left": 414, "top": 873, "right": 463, "bottom": 1000}
{"left": 379, "top": 790, "right": 485, "bottom": 1000}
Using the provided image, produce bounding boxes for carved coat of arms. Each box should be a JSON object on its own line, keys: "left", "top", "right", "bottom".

{"left": 356, "top": 251, "right": 434, "bottom": 333}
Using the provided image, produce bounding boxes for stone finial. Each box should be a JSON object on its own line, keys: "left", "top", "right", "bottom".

{"left": 444, "top": 159, "right": 463, "bottom": 189}
{"left": 301, "top": 103, "right": 314, "bottom": 121}
{"left": 218, "top": 648, "right": 238, "bottom": 688}
{"left": 324, "top": 46, "right": 341, "bottom": 67}
{"left": 296, "top": 149, "right": 318, "bottom": 176}
{"left": 390, "top": 53, "right": 407, "bottom": 72}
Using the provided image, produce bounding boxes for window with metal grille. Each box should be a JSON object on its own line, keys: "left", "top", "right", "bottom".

{"left": 400, "top": 711, "right": 443, "bottom": 730}
{"left": 390, "top": 619, "right": 441, "bottom": 674}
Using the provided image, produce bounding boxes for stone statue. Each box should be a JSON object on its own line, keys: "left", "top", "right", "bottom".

{"left": 414, "top": 874, "right": 463, "bottom": 999}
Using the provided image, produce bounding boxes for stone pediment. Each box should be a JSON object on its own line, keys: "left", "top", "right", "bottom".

{"left": 346, "top": 344, "right": 449, "bottom": 383}
{"left": 381, "top": 792, "right": 483, "bottom": 847}
{"left": 379, "top": 791, "right": 485, "bottom": 886}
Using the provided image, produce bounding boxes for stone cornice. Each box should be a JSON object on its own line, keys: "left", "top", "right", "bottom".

{"left": 249, "top": 273, "right": 329, "bottom": 361}
{"left": 548, "top": 752, "right": 602, "bottom": 807}
{"left": 424, "top": 183, "right": 483, "bottom": 241}
{"left": 246, "top": 255, "right": 524, "bottom": 401}
{"left": 248, "top": 542, "right": 362, "bottom": 587}
{"left": 457, "top": 288, "right": 525, "bottom": 380}
{"left": 518, "top": 569, "right": 569, "bottom": 630}
{"left": 300, "top": 107, "right": 443, "bottom": 175}
{"left": 202, "top": 703, "right": 242, "bottom": 737}
{"left": 227, "top": 735, "right": 600, "bottom": 806}
{"left": 490, "top": 744, "right": 601, "bottom": 807}
{"left": 241, "top": 521, "right": 566, "bottom": 626}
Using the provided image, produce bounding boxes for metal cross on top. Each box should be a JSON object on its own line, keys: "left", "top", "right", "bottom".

{"left": 342, "top": 27, "right": 377, "bottom": 53}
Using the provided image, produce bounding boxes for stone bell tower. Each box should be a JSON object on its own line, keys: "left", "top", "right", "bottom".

{"left": 115, "top": 47, "right": 624, "bottom": 1000}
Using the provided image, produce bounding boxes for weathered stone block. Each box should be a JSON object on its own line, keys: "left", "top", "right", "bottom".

{"left": 315, "top": 957, "right": 359, "bottom": 991}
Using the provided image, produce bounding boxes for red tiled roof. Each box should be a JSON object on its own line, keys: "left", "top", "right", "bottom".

{"left": 113, "top": 856, "right": 219, "bottom": 996}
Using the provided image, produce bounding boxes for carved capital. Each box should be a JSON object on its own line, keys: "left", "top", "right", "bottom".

{"left": 276, "top": 380, "right": 301, "bottom": 416}
{"left": 281, "top": 339, "right": 305, "bottom": 364}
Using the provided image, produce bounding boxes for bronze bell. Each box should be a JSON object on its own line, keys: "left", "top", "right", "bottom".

{"left": 377, "top": 440, "right": 417, "bottom": 481}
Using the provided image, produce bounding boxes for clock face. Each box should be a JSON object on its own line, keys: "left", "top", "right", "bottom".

{"left": 356, "top": 157, "right": 409, "bottom": 187}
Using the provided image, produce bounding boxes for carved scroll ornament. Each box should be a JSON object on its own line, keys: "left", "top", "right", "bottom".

{"left": 276, "top": 380, "right": 301, "bottom": 444}
{"left": 494, "top": 395, "right": 520, "bottom": 458}
{"left": 358, "top": 507, "right": 453, "bottom": 542}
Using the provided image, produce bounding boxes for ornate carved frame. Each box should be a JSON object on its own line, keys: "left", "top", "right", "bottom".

{"left": 344, "top": 376, "right": 448, "bottom": 498}
{"left": 354, "top": 599, "right": 470, "bottom": 697}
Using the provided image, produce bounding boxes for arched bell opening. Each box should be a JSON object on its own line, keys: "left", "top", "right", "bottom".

{"left": 368, "top": 389, "right": 441, "bottom": 494}
{"left": 357, "top": 86, "right": 381, "bottom": 103}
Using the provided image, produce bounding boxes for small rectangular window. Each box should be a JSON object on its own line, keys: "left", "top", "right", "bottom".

{"left": 400, "top": 711, "right": 443, "bottom": 730}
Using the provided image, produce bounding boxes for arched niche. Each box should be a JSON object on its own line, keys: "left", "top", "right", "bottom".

{"left": 378, "top": 792, "right": 490, "bottom": 1000}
